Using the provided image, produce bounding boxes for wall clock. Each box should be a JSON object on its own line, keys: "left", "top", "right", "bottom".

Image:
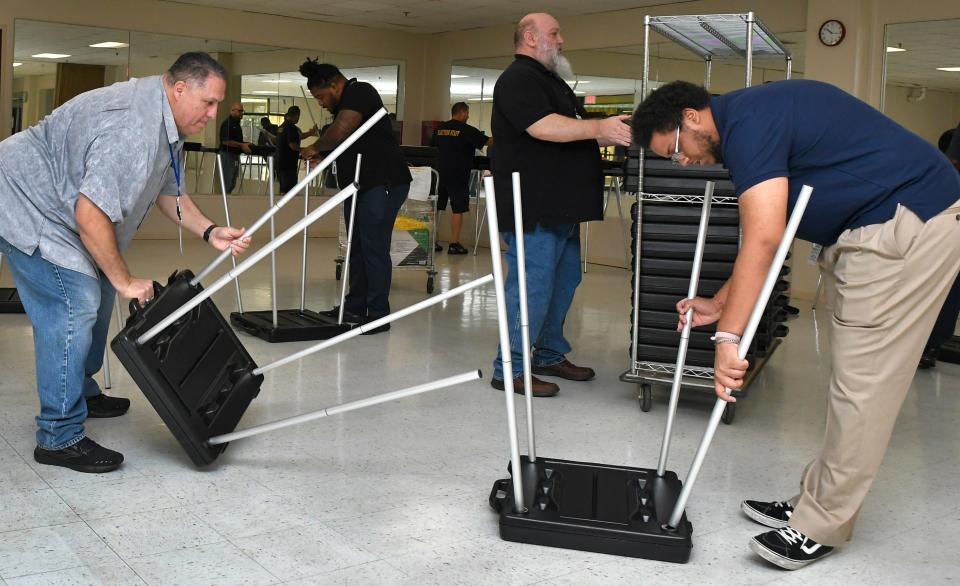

{"left": 819, "top": 19, "right": 846, "bottom": 47}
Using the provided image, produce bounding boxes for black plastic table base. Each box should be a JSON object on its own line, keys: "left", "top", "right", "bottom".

{"left": 490, "top": 456, "right": 693, "bottom": 563}
{"left": 230, "top": 309, "right": 356, "bottom": 343}
{"left": 0, "top": 288, "right": 25, "bottom": 313}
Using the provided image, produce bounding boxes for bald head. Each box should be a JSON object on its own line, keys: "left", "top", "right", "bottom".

{"left": 514, "top": 13, "right": 559, "bottom": 50}
{"left": 513, "top": 12, "right": 570, "bottom": 76}
{"left": 229, "top": 102, "right": 244, "bottom": 119}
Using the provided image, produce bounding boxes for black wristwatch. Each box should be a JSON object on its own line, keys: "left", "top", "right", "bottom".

{"left": 202, "top": 223, "right": 218, "bottom": 242}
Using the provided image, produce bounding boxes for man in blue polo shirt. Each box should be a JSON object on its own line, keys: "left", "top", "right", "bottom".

{"left": 633, "top": 80, "right": 960, "bottom": 569}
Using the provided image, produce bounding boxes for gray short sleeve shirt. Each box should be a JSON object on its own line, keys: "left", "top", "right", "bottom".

{"left": 0, "top": 75, "right": 181, "bottom": 279}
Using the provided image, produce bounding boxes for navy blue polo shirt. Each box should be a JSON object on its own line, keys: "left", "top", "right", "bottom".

{"left": 711, "top": 80, "right": 960, "bottom": 245}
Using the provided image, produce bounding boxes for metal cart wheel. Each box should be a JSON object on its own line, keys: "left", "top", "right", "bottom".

{"left": 722, "top": 402, "right": 736, "bottom": 425}
{"left": 335, "top": 259, "right": 343, "bottom": 281}
{"left": 426, "top": 274, "right": 435, "bottom": 294}
{"left": 639, "top": 383, "right": 653, "bottom": 412}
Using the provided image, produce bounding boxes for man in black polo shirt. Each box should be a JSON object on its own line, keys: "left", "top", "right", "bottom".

{"left": 299, "top": 60, "right": 411, "bottom": 333}
{"left": 490, "top": 12, "right": 632, "bottom": 396}
{"left": 218, "top": 102, "right": 252, "bottom": 193}
{"left": 432, "top": 102, "right": 491, "bottom": 254}
{"left": 275, "top": 106, "right": 318, "bottom": 193}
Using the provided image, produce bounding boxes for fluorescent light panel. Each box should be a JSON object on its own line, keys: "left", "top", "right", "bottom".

{"left": 12, "top": 62, "right": 23, "bottom": 67}
{"left": 936, "top": 67, "right": 960, "bottom": 72}
{"left": 450, "top": 74, "right": 468, "bottom": 78}
{"left": 886, "top": 46, "right": 906, "bottom": 53}
{"left": 90, "top": 41, "right": 129, "bottom": 48}
{"left": 32, "top": 53, "right": 71, "bottom": 59}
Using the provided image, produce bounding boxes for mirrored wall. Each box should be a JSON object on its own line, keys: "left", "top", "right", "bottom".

{"left": 882, "top": 19, "right": 960, "bottom": 145}
{"left": 12, "top": 19, "right": 406, "bottom": 195}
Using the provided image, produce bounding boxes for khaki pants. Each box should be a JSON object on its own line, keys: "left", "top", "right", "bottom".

{"left": 788, "top": 200, "right": 960, "bottom": 546}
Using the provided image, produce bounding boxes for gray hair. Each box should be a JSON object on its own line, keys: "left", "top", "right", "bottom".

{"left": 166, "top": 52, "right": 227, "bottom": 86}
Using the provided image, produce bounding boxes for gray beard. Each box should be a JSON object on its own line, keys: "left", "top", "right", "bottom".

{"left": 554, "top": 53, "right": 574, "bottom": 81}
{"left": 551, "top": 51, "right": 575, "bottom": 80}
{"left": 540, "top": 41, "right": 575, "bottom": 80}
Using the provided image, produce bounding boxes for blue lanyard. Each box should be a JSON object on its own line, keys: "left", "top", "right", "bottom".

{"left": 167, "top": 142, "right": 182, "bottom": 221}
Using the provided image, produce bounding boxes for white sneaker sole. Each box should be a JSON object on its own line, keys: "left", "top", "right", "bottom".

{"left": 741, "top": 501, "right": 790, "bottom": 529}
{"left": 749, "top": 537, "right": 831, "bottom": 570}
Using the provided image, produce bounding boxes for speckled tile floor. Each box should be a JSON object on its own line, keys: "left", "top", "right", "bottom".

{"left": 1, "top": 235, "right": 957, "bottom": 585}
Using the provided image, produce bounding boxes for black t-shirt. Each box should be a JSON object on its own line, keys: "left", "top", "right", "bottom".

{"left": 491, "top": 54, "right": 603, "bottom": 228}
{"left": 219, "top": 116, "right": 244, "bottom": 154}
{"left": 432, "top": 119, "right": 487, "bottom": 191}
{"left": 276, "top": 120, "right": 302, "bottom": 170}
{"left": 333, "top": 79, "right": 411, "bottom": 190}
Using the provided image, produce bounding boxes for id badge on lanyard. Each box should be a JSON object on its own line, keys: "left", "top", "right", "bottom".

{"left": 168, "top": 142, "right": 184, "bottom": 255}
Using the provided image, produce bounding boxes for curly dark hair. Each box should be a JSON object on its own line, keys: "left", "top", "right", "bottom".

{"left": 631, "top": 81, "right": 712, "bottom": 148}
{"left": 299, "top": 58, "right": 344, "bottom": 90}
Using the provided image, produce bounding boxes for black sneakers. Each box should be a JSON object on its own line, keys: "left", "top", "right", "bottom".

{"left": 85, "top": 394, "right": 130, "bottom": 418}
{"left": 34, "top": 437, "right": 124, "bottom": 473}
{"left": 741, "top": 499, "right": 794, "bottom": 528}
{"left": 447, "top": 242, "right": 468, "bottom": 255}
{"left": 750, "top": 526, "right": 833, "bottom": 570}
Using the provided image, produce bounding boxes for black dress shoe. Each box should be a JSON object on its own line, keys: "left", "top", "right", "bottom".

{"left": 318, "top": 307, "right": 365, "bottom": 323}
{"left": 85, "top": 394, "right": 130, "bottom": 418}
{"left": 34, "top": 437, "right": 124, "bottom": 473}
{"left": 918, "top": 346, "right": 938, "bottom": 369}
{"left": 361, "top": 318, "right": 391, "bottom": 335}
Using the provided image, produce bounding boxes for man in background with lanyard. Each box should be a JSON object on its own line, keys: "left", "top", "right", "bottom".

{"left": 0, "top": 52, "right": 251, "bottom": 474}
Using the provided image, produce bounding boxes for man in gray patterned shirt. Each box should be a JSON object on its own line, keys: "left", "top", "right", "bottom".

{"left": 0, "top": 52, "right": 251, "bottom": 473}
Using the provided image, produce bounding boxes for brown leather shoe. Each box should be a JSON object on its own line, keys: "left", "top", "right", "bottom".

{"left": 490, "top": 374, "right": 559, "bottom": 397}
{"left": 532, "top": 360, "right": 595, "bottom": 381}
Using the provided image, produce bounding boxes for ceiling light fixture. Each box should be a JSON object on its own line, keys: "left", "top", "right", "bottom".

{"left": 886, "top": 46, "right": 906, "bottom": 53}
{"left": 32, "top": 53, "right": 71, "bottom": 59}
{"left": 13, "top": 62, "right": 22, "bottom": 67}
{"left": 90, "top": 42, "right": 129, "bottom": 48}
{"left": 936, "top": 67, "right": 960, "bottom": 72}
{"left": 451, "top": 74, "right": 469, "bottom": 78}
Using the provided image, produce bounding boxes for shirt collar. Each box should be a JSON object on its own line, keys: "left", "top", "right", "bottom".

{"left": 159, "top": 77, "right": 181, "bottom": 145}
{"left": 514, "top": 54, "right": 549, "bottom": 73}
{"left": 710, "top": 95, "right": 725, "bottom": 137}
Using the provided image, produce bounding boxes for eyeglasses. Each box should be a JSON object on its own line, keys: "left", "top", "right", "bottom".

{"left": 670, "top": 125, "right": 687, "bottom": 166}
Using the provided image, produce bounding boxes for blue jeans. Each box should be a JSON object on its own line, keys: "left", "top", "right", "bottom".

{"left": 493, "top": 223, "right": 582, "bottom": 380}
{"left": 343, "top": 183, "right": 409, "bottom": 319}
{"left": 0, "top": 237, "right": 114, "bottom": 450}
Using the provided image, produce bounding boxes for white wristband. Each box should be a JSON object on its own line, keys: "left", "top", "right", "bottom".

{"left": 711, "top": 331, "right": 741, "bottom": 344}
